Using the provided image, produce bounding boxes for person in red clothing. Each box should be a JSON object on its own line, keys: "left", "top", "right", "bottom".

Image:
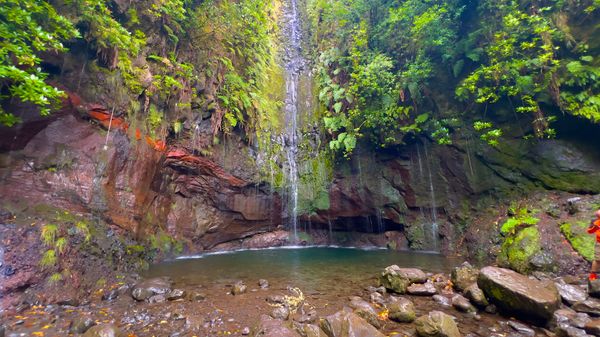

{"left": 588, "top": 210, "right": 600, "bottom": 280}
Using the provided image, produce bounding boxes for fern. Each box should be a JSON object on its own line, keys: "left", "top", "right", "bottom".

{"left": 48, "top": 272, "right": 63, "bottom": 284}
{"left": 41, "top": 224, "right": 58, "bottom": 246}
{"left": 40, "top": 249, "right": 57, "bottom": 267}
{"left": 55, "top": 237, "right": 68, "bottom": 254}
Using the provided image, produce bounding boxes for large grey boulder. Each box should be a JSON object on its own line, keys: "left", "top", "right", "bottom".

{"left": 477, "top": 266, "right": 560, "bottom": 322}
{"left": 380, "top": 265, "right": 427, "bottom": 294}
{"left": 320, "top": 311, "right": 385, "bottom": 337}
{"left": 415, "top": 311, "right": 461, "bottom": 337}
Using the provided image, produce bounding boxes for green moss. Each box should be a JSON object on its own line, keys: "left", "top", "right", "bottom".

{"left": 500, "top": 207, "right": 539, "bottom": 234}
{"left": 498, "top": 226, "right": 541, "bottom": 273}
{"left": 561, "top": 221, "right": 595, "bottom": 261}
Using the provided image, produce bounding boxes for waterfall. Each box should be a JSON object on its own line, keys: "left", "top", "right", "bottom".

{"left": 281, "top": 0, "right": 305, "bottom": 243}
{"left": 423, "top": 144, "right": 439, "bottom": 251}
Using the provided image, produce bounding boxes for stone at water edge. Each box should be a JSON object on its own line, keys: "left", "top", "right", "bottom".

{"left": 348, "top": 296, "right": 381, "bottom": 329}
{"left": 414, "top": 311, "right": 461, "bottom": 337}
{"left": 407, "top": 281, "right": 437, "bottom": 296}
{"left": 387, "top": 296, "right": 416, "bottom": 323}
{"left": 380, "top": 265, "right": 427, "bottom": 294}
{"left": 252, "top": 315, "right": 300, "bottom": 337}
{"left": 259, "top": 279, "right": 269, "bottom": 289}
{"left": 451, "top": 294, "right": 476, "bottom": 313}
{"left": 82, "top": 324, "right": 123, "bottom": 337}
{"left": 464, "top": 283, "right": 488, "bottom": 307}
{"left": 167, "top": 288, "right": 186, "bottom": 300}
{"left": 131, "top": 277, "right": 172, "bottom": 301}
{"left": 233, "top": 280, "right": 247, "bottom": 295}
{"left": 319, "top": 310, "right": 386, "bottom": 337}
{"left": 477, "top": 266, "right": 560, "bottom": 322}
{"left": 451, "top": 262, "right": 479, "bottom": 292}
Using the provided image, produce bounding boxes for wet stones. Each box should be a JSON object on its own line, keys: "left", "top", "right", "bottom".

{"left": 380, "top": 265, "right": 427, "bottom": 294}
{"left": 387, "top": 296, "right": 416, "bottom": 323}
{"left": 415, "top": 311, "right": 461, "bottom": 337}
{"left": 464, "top": 283, "right": 488, "bottom": 307}
{"left": 319, "top": 311, "right": 385, "bottom": 337}
{"left": 451, "top": 294, "right": 476, "bottom": 313}
{"left": 432, "top": 295, "right": 452, "bottom": 307}
{"left": 407, "top": 281, "right": 437, "bottom": 296}
{"left": 69, "top": 316, "right": 95, "bottom": 334}
{"left": 131, "top": 277, "right": 172, "bottom": 301}
{"left": 478, "top": 266, "right": 560, "bottom": 322}
{"left": 451, "top": 262, "right": 479, "bottom": 292}
{"left": 82, "top": 324, "right": 123, "bottom": 337}
{"left": 232, "top": 280, "right": 247, "bottom": 295}
{"left": 259, "top": 279, "right": 270, "bottom": 289}
{"left": 167, "top": 289, "right": 186, "bottom": 301}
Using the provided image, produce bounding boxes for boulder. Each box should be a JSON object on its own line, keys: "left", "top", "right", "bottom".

{"left": 464, "top": 283, "right": 488, "bottom": 307}
{"left": 320, "top": 311, "right": 385, "bottom": 337}
{"left": 451, "top": 294, "right": 476, "bottom": 313}
{"left": 451, "top": 262, "right": 479, "bottom": 291}
{"left": 573, "top": 299, "right": 600, "bottom": 316}
{"left": 432, "top": 295, "right": 452, "bottom": 307}
{"left": 348, "top": 297, "right": 381, "bottom": 328}
{"left": 380, "top": 265, "right": 427, "bottom": 294}
{"left": 252, "top": 315, "right": 299, "bottom": 337}
{"left": 477, "top": 266, "right": 560, "bottom": 322}
{"left": 387, "top": 296, "right": 416, "bottom": 323}
{"left": 82, "top": 324, "right": 123, "bottom": 337}
{"left": 131, "top": 277, "right": 172, "bottom": 301}
{"left": 555, "top": 282, "right": 588, "bottom": 305}
{"left": 414, "top": 311, "right": 461, "bottom": 337}
{"left": 407, "top": 281, "right": 437, "bottom": 296}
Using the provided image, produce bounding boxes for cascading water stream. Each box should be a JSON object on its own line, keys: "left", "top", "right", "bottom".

{"left": 423, "top": 144, "right": 439, "bottom": 251}
{"left": 281, "top": 0, "right": 305, "bottom": 243}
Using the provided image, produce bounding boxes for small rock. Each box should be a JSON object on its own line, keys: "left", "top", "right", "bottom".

{"left": 573, "top": 299, "right": 600, "bottom": 316}
{"left": 556, "top": 282, "right": 588, "bottom": 305}
{"left": 253, "top": 315, "right": 300, "bottom": 337}
{"left": 82, "top": 324, "right": 122, "bottom": 337}
{"left": 387, "top": 296, "right": 416, "bottom": 323}
{"left": 557, "top": 323, "right": 591, "bottom": 337}
{"left": 451, "top": 294, "right": 476, "bottom": 313}
{"left": 451, "top": 262, "right": 479, "bottom": 292}
{"left": 407, "top": 281, "right": 437, "bottom": 296}
{"left": 567, "top": 197, "right": 581, "bottom": 215}
{"left": 464, "top": 283, "right": 489, "bottom": 307}
{"left": 69, "top": 316, "right": 95, "bottom": 334}
{"left": 102, "top": 289, "right": 119, "bottom": 301}
{"left": 167, "top": 289, "right": 186, "bottom": 301}
{"left": 271, "top": 306, "right": 290, "bottom": 320}
{"left": 232, "top": 281, "right": 247, "bottom": 295}
{"left": 508, "top": 321, "right": 535, "bottom": 337}
{"left": 415, "top": 311, "right": 461, "bottom": 337}
{"left": 370, "top": 292, "right": 385, "bottom": 306}
{"left": 584, "top": 320, "right": 600, "bottom": 336}
{"left": 267, "top": 295, "right": 286, "bottom": 304}
{"left": 241, "top": 326, "right": 250, "bottom": 335}
{"left": 148, "top": 294, "right": 166, "bottom": 303}
{"left": 432, "top": 295, "right": 452, "bottom": 307}
{"left": 259, "top": 279, "right": 269, "bottom": 289}
{"left": 294, "top": 309, "right": 317, "bottom": 324}
{"left": 189, "top": 291, "right": 206, "bottom": 301}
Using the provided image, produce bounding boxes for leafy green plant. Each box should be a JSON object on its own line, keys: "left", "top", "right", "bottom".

{"left": 500, "top": 207, "right": 539, "bottom": 235}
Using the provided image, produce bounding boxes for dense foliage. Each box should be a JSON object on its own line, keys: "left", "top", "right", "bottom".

{"left": 308, "top": 0, "right": 600, "bottom": 155}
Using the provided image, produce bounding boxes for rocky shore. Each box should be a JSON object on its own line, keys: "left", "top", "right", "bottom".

{"left": 1, "top": 260, "right": 599, "bottom": 337}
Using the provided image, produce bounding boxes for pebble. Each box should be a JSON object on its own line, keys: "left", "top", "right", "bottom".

{"left": 242, "top": 327, "right": 251, "bottom": 335}
{"left": 258, "top": 279, "right": 269, "bottom": 289}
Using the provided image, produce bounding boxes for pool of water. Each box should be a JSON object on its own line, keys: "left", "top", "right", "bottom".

{"left": 146, "top": 247, "right": 460, "bottom": 293}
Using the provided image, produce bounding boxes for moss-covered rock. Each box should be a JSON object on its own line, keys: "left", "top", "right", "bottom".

{"left": 498, "top": 226, "right": 541, "bottom": 274}
{"left": 560, "top": 221, "right": 595, "bottom": 262}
